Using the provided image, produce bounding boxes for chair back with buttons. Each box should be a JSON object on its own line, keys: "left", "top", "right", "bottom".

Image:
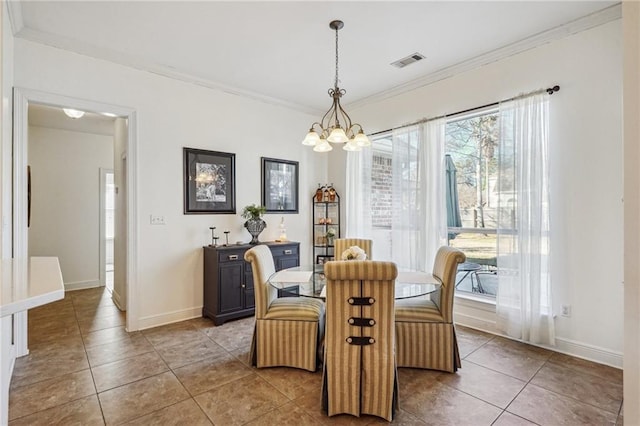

{"left": 321, "top": 260, "right": 398, "bottom": 421}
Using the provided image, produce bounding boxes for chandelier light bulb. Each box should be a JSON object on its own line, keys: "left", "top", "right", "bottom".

{"left": 343, "top": 140, "right": 361, "bottom": 151}
{"left": 63, "top": 108, "right": 85, "bottom": 119}
{"left": 327, "top": 127, "right": 349, "bottom": 144}
{"left": 353, "top": 131, "right": 371, "bottom": 147}
{"left": 302, "top": 130, "right": 320, "bottom": 146}
{"left": 313, "top": 138, "right": 333, "bottom": 152}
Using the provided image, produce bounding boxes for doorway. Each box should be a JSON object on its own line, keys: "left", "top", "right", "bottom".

{"left": 12, "top": 88, "right": 139, "bottom": 347}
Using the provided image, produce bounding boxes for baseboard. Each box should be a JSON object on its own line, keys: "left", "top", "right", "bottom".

{"left": 453, "top": 301, "right": 622, "bottom": 369}
{"left": 137, "top": 306, "right": 202, "bottom": 331}
{"left": 454, "top": 311, "right": 498, "bottom": 333}
{"left": 454, "top": 297, "right": 498, "bottom": 333}
{"left": 65, "top": 280, "right": 102, "bottom": 291}
{"left": 111, "top": 289, "right": 126, "bottom": 311}
{"left": 553, "top": 337, "right": 623, "bottom": 369}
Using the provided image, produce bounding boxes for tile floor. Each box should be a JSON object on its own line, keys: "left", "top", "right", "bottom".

{"left": 9, "top": 287, "right": 623, "bottom": 425}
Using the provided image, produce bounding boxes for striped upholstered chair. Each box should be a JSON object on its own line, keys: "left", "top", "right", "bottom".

{"left": 244, "top": 245, "right": 325, "bottom": 372}
{"left": 395, "top": 246, "right": 466, "bottom": 372}
{"left": 321, "top": 260, "right": 398, "bottom": 421}
{"left": 333, "top": 238, "right": 372, "bottom": 260}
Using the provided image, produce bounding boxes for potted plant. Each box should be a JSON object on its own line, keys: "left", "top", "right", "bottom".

{"left": 242, "top": 204, "right": 267, "bottom": 244}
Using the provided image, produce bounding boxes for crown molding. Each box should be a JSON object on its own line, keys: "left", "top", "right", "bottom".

{"left": 347, "top": 3, "right": 622, "bottom": 111}
{"left": 6, "top": 0, "right": 24, "bottom": 35}
{"left": 14, "top": 27, "right": 322, "bottom": 116}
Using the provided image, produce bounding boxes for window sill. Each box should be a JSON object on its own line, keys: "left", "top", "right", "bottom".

{"left": 454, "top": 292, "right": 496, "bottom": 312}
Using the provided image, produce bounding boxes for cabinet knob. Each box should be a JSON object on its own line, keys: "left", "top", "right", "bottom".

{"left": 241, "top": 284, "right": 245, "bottom": 288}
{"left": 228, "top": 255, "right": 238, "bottom": 260}
{"left": 284, "top": 250, "right": 292, "bottom": 255}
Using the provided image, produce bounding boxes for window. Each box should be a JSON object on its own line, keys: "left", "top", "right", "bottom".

{"left": 368, "top": 109, "right": 502, "bottom": 298}
{"left": 445, "top": 109, "right": 500, "bottom": 298}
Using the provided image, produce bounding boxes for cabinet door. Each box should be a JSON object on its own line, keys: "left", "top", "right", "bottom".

{"left": 244, "top": 262, "right": 255, "bottom": 309}
{"left": 218, "top": 263, "right": 244, "bottom": 313}
{"left": 277, "top": 256, "right": 299, "bottom": 270}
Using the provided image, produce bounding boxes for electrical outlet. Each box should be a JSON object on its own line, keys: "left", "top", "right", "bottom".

{"left": 150, "top": 215, "right": 165, "bottom": 225}
{"left": 561, "top": 304, "right": 571, "bottom": 317}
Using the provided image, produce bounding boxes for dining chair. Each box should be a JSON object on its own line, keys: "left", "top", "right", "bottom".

{"left": 395, "top": 246, "right": 466, "bottom": 372}
{"left": 333, "top": 238, "right": 373, "bottom": 260}
{"left": 244, "top": 245, "right": 325, "bottom": 372}
{"left": 321, "top": 260, "right": 398, "bottom": 421}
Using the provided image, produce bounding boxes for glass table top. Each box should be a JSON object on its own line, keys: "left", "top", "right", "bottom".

{"left": 268, "top": 264, "right": 441, "bottom": 299}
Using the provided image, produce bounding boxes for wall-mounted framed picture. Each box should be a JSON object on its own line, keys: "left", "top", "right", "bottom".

{"left": 261, "top": 157, "right": 299, "bottom": 213}
{"left": 184, "top": 148, "right": 236, "bottom": 214}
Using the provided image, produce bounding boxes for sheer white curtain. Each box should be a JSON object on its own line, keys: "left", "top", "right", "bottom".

{"left": 345, "top": 147, "right": 373, "bottom": 239}
{"left": 496, "top": 93, "right": 554, "bottom": 345}
{"left": 390, "top": 120, "right": 447, "bottom": 271}
{"left": 346, "top": 119, "right": 446, "bottom": 270}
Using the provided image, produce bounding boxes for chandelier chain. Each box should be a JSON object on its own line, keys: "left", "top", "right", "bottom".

{"left": 334, "top": 26, "right": 339, "bottom": 89}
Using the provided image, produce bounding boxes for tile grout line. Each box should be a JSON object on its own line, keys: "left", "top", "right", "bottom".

{"left": 74, "top": 291, "right": 109, "bottom": 426}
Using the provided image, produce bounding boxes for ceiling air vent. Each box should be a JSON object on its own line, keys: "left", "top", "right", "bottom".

{"left": 391, "top": 52, "right": 425, "bottom": 69}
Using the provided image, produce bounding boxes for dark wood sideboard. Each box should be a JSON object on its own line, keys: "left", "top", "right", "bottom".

{"left": 203, "top": 241, "right": 300, "bottom": 325}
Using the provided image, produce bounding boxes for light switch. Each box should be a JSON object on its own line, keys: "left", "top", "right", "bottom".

{"left": 150, "top": 215, "right": 165, "bottom": 225}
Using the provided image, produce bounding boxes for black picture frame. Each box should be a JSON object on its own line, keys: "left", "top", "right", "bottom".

{"left": 316, "top": 255, "right": 333, "bottom": 265}
{"left": 184, "top": 148, "right": 236, "bottom": 214}
{"left": 261, "top": 157, "right": 299, "bottom": 213}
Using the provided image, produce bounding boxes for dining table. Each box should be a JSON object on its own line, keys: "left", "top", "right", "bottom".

{"left": 267, "top": 264, "right": 441, "bottom": 299}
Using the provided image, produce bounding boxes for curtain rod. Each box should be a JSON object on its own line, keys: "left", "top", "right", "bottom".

{"left": 369, "top": 85, "right": 560, "bottom": 137}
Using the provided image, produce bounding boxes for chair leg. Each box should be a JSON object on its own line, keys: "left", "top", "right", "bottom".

{"left": 250, "top": 325, "right": 257, "bottom": 367}
{"left": 321, "top": 365, "right": 329, "bottom": 414}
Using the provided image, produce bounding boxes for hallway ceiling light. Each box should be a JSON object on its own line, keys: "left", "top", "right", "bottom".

{"left": 302, "top": 20, "right": 371, "bottom": 153}
{"left": 63, "top": 108, "right": 85, "bottom": 119}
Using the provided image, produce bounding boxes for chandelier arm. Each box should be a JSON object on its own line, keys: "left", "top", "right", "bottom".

{"left": 319, "top": 103, "right": 336, "bottom": 131}
{"left": 336, "top": 101, "right": 353, "bottom": 132}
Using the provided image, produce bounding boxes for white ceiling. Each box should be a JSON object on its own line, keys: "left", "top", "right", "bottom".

{"left": 29, "top": 104, "right": 116, "bottom": 136}
{"left": 10, "top": 1, "right": 619, "bottom": 114}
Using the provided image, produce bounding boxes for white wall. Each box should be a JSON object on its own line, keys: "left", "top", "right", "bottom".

{"left": 334, "top": 21, "right": 624, "bottom": 365}
{"left": 113, "top": 117, "right": 127, "bottom": 310}
{"left": 623, "top": 2, "right": 640, "bottom": 423}
{"left": 1, "top": 0, "right": 13, "bottom": 257}
{"left": 14, "top": 39, "right": 325, "bottom": 329}
{"left": 0, "top": 4, "right": 16, "bottom": 425}
{"left": 28, "top": 125, "right": 114, "bottom": 289}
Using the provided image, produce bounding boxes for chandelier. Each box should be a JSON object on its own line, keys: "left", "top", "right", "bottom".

{"left": 302, "top": 20, "right": 370, "bottom": 152}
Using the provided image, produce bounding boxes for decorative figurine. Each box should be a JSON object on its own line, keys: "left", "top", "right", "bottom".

{"left": 328, "top": 183, "right": 336, "bottom": 202}
{"left": 315, "top": 184, "right": 324, "bottom": 202}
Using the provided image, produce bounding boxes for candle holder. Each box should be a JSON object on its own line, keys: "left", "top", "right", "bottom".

{"left": 209, "top": 227, "right": 217, "bottom": 246}
{"left": 224, "top": 231, "right": 230, "bottom": 246}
